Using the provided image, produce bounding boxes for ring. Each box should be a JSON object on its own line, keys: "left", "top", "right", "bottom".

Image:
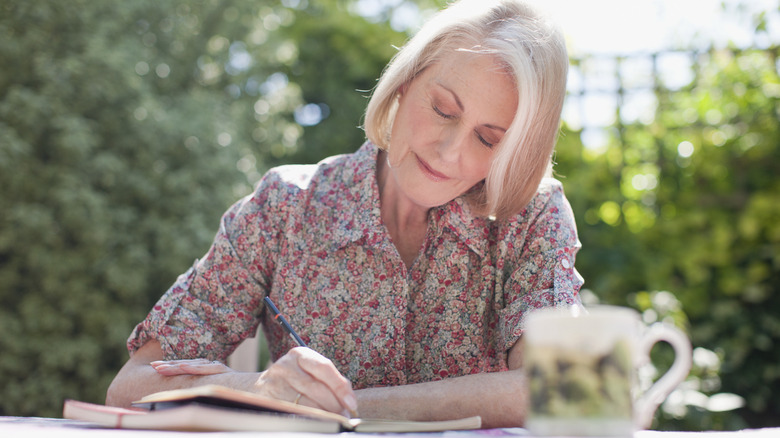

{"left": 293, "top": 393, "right": 303, "bottom": 404}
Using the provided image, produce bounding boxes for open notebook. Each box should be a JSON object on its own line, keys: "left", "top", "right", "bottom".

{"left": 64, "top": 385, "right": 482, "bottom": 433}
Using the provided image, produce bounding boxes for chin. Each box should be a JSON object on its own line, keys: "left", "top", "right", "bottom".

{"left": 409, "top": 192, "right": 457, "bottom": 210}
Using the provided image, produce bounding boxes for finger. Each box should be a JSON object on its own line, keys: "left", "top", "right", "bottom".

{"left": 296, "top": 394, "right": 354, "bottom": 419}
{"left": 284, "top": 368, "right": 347, "bottom": 416}
{"left": 292, "top": 348, "right": 358, "bottom": 416}
{"left": 179, "top": 360, "right": 232, "bottom": 375}
{"left": 153, "top": 363, "right": 229, "bottom": 376}
{"left": 150, "top": 358, "right": 212, "bottom": 368}
{"left": 261, "top": 350, "right": 349, "bottom": 415}
{"left": 151, "top": 360, "right": 232, "bottom": 376}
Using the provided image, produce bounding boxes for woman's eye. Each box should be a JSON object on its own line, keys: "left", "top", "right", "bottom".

{"left": 476, "top": 133, "right": 495, "bottom": 148}
{"left": 433, "top": 105, "right": 454, "bottom": 119}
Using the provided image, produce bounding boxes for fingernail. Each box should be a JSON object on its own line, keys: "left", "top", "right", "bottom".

{"left": 343, "top": 394, "right": 358, "bottom": 415}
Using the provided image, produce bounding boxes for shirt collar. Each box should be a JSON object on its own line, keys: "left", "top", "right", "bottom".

{"left": 329, "top": 142, "right": 385, "bottom": 250}
{"left": 332, "top": 141, "right": 492, "bottom": 258}
{"left": 431, "top": 196, "right": 492, "bottom": 258}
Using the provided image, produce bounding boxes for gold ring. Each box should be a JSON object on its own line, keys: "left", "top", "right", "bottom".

{"left": 293, "top": 393, "right": 302, "bottom": 404}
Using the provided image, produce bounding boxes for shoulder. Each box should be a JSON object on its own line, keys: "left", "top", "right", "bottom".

{"left": 505, "top": 178, "right": 573, "bottom": 227}
{"left": 245, "top": 151, "right": 355, "bottom": 212}
{"left": 532, "top": 178, "right": 573, "bottom": 221}
{"left": 224, "top": 144, "right": 375, "bottom": 228}
{"left": 260, "top": 155, "right": 348, "bottom": 197}
{"left": 493, "top": 177, "right": 578, "bottom": 252}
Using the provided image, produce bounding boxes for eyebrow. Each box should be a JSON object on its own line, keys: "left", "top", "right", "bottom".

{"left": 435, "top": 81, "right": 464, "bottom": 112}
{"left": 434, "top": 81, "right": 508, "bottom": 133}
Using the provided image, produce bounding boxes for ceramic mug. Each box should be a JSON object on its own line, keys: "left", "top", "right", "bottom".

{"left": 523, "top": 305, "right": 692, "bottom": 436}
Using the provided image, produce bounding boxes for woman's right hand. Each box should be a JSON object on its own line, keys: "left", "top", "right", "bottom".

{"left": 147, "top": 346, "right": 358, "bottom": 418}
{"left": 257, "top": 347, "right": 358, "bottom": 418}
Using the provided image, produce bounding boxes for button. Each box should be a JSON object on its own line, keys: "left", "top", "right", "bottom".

{"left": 561, "top": 258, "right": 571, "bottom": 269}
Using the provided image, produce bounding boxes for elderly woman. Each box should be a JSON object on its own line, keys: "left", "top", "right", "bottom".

{"left": 107, "top": 0, "right": 582, "bottom": 428}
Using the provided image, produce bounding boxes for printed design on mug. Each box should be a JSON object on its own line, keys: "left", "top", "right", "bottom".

{"left": 527, "top": 338, "right": 634, "bottom": 419}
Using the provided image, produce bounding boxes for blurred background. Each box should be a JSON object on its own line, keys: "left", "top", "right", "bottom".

{"left": 1, "top": 0, "right": 778, "bottom": 430}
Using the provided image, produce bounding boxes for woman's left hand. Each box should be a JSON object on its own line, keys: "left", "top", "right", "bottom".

{"left": 150, "top": 358, "right": 234, "bottom": 376}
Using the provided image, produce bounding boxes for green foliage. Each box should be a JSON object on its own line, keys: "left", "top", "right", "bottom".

{"left": 555, "top": 47, "right": 780, "bottom": 428}
{"left": 0, "top": 0, "right": 249, "bottom": 416}
{"left": 276, "top": 0, "right": 409, "bottom": 164}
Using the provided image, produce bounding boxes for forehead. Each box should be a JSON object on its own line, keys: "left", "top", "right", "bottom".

{"left": 437, "top": 48, "right": 509, "bottom": 74}
{"left": 419, "top": 50, "right": 518, "bottom": 117}
{"left": 424, "top": 49, "right": 516, "bottom": 92}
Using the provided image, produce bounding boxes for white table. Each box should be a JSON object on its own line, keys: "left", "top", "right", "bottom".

{"left": 2, "top": 416, "right": 778, "bottom": 438}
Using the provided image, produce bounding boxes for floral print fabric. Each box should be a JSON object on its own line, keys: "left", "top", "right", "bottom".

{"left": 128, "top": 142, "right": 583, "bottom": 388}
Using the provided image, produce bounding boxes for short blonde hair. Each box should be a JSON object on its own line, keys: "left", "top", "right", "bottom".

{"left": 364, "top": 0, "right": 568, "bottom": 221}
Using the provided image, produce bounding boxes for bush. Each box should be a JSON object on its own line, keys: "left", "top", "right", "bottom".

{"left": 0, "top": 0, "right": 247, "bottom": 416}
{"left": 555, "top": 47, "right": 780, "bottom": 428}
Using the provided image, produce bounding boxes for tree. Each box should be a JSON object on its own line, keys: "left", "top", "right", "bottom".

{"left": 555, "top": 46, "right": 780, "bottom": 429}
{"left": 0, "top": 0, "right": 253, "bottom": 416}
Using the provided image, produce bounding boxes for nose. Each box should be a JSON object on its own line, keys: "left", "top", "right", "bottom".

{"left": 436, "top": 127, "right": 470, "bottom": 164}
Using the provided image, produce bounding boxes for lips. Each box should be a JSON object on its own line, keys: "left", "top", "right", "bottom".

{"left": 415, "top": 154, "right": 450, "bottom": 182}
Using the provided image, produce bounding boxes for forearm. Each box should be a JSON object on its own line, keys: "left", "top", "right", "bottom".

{"left": 106, "top": 340, "right": 357, "bottom": 416}
{"left": 105, "top": 340, "right": 261, "bottom": 408}
{"left": 355, "top": 368, "right": 528, "bottom": 428}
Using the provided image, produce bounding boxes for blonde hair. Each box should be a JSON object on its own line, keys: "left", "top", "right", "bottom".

{"left": 364, "top": 0, "right": 568, "bottom": 221}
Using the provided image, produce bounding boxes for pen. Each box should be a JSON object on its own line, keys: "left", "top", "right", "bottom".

{"left": 264, "top": 296, "right": 359, "bottom": 418}
{"left": 263, "top": 296, "right": 307, "bottom": 347}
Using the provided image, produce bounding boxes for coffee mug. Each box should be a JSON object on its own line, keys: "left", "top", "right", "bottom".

{"left": 523, "top": 305, "right": 692, "bottom": 436}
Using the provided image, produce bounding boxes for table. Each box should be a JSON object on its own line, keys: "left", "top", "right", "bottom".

{"left": 1, "top": 417, "right": 778, "bottom": 438}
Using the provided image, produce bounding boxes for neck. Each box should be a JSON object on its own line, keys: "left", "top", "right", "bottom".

{"left": 376, "top": 151, "right": 428, "bottom": 229}
{"left": 376, "top": 150, "right": 429, "bottom": 268}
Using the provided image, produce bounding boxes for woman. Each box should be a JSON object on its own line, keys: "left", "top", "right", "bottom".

{"left": 107, "top": 0, "right": 582, "bottom": 428}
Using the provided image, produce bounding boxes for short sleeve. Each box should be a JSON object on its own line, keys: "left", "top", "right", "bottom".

{"left": 127, "top": 174, "right": 288, "bottom": 361}
{"left": 498, "top": 180, "right": 584, "bottom": 350}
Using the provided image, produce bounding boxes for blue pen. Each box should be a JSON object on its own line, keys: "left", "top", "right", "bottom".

{"left": 263, "top": 296, "right": 307, "bottom": 347}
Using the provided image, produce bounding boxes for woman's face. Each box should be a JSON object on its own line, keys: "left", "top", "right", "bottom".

{"left": 387, "top": 50, "right": 518, "bottom": 209}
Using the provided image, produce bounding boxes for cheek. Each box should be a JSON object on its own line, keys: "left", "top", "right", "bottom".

{"left": 394, "top": 99, "right": 435, "bottom": 141}
{"left": 463, "top": 150, "right": 493, "bottom": 182}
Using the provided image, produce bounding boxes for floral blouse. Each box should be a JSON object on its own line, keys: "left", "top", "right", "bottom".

{"left": 128, "top": 142, "right": 583, "bottom": 389}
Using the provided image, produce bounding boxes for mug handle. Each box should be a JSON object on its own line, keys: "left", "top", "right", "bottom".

{"left": 634, "top": 322, "right": 693, "bottom": 429}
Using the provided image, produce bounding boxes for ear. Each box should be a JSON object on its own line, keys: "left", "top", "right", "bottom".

{"left": 397, "top": 82, "right": 409, "bottom": 96}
